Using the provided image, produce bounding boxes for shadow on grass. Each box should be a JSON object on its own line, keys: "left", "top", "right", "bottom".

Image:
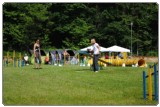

{"left": 32, "top": 68, "right": 42, "bottom": 69}
{"left": 74, "top": 68, "right": 93, "bottom": 72}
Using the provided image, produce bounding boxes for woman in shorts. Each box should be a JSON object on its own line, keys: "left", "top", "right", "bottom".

{"left": 33, "top": 39, "right": 41, "bottom": 69}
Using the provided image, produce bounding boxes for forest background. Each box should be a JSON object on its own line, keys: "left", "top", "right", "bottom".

{"left": 3, "top": 3, "right": 158, "bottom": 56}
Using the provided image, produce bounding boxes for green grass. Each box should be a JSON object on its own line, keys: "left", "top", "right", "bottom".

{"left": 3, "top": 64, "right": 158, "bottom": 105}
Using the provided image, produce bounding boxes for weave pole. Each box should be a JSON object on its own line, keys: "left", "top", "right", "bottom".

{"left": 143, "top": 71, "right": 147, "bottom": 100}
{"left": 148, "top": 66, "right": 152, "bottom": 101}
{"left": 13, "top": 50, "right": 15, "bottom": 67}
{"left": 143, "top": 63, "right": 158, "bottom": 101}
{"left": 153, "top": 64, "right": 158, "bottom": 101}
{"left": 19, "top": 53, "right": 22, "bottom": 67}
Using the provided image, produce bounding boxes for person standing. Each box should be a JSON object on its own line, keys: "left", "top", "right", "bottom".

{"left": 63, "top": 49, "right": 70, "bottom": 64}
{"left": 33, "top": 39, "right": 41, "bottom": 69}
{"left": 90, "top": 39, "right": 100, "bottom": 72}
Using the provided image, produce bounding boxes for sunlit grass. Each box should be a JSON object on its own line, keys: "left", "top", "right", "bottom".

{"left": 3, "top": 64, "right": 158, "bottom": 105}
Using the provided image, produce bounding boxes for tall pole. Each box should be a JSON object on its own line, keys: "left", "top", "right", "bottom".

{"left": 131, "top": 22, "right": 133, "bottom": 57}
{"left": 137, "top": 39, "right": 138, "bottom": 56}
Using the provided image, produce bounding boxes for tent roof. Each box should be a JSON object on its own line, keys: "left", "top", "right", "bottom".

{"left": 105, "top": 45, "right": 130, "bottom": 52}
{"left": 80, "top": 45, "right": 108, "bottom": 52}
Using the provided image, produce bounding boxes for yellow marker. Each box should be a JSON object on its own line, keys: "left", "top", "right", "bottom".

{"left": 148, "top": 68, "right": 152, "bottom": 100}
{"left": 13, "top": 50, "right": 15, "bottom": 67}
{"left": 7, "top": 51, "right": 9, "bottom": 58}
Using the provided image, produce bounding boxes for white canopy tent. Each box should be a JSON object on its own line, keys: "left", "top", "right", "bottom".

{"left": 80, "top": 45, "right": 108, "bottom": 52}
{"left": 105, "top": 45, "right": 130, "bottom": 52}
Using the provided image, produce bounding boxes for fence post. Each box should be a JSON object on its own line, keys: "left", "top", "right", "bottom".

{"left": 143, "top": 71, "right": 147, "bottom": 99}
{"left": 154, "top": 63, "right": 158, "bottom": 101}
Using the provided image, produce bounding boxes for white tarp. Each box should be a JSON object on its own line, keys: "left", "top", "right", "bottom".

{"left": 105, "top": 45, "right": 130, "bottom": 52}
{"left": 80, "top": 46, "right": 108, "bottom": 52}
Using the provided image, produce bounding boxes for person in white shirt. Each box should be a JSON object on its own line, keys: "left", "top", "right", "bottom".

{"left": 90, "top": 39, "right": 100, "bottom": 72}
{"left": 24, "top": 54, "right": 29, "bottom": 65}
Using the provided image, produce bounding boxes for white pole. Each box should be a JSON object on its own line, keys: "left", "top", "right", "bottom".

{"left": 131, "top": 22, "right": 133, "bottom": 57}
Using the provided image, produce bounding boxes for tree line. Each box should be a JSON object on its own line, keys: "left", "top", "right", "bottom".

{"left": 3, "top": 3, "right": 158, "bottom": 56}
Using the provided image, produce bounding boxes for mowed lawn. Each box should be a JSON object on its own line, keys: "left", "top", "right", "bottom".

{"left": 2, "top": 64, "right": 158, "bottom": 105}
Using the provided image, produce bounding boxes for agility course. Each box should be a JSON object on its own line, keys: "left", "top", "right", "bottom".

{"left": 3, "top": 3, "right": 158, "bottom": 106}
{"left": 3, "top": 50, "right": 147, "bottom": 69}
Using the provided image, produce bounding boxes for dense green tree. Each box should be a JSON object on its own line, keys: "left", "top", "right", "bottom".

{"left": 3, "top": 3, "right": 158, "bottom": 56}
{"left": 3, "top": 3, "right": 51, "bottom": 51}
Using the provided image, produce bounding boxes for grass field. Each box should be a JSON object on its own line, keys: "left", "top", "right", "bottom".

{"left": 2, "top": 64, "right": 158, "bottom": 105}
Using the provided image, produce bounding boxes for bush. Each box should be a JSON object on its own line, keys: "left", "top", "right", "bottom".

{"left": 146, "top": 50, "right": 158, "bottom": 57}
